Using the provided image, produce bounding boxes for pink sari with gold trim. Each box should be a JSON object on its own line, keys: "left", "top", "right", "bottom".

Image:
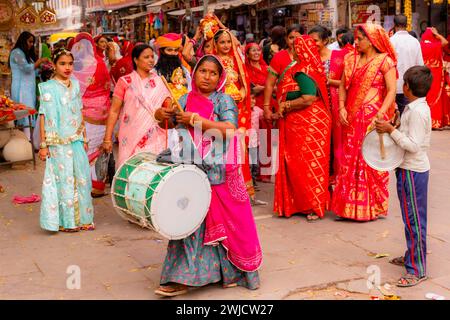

{"left": 331, "top": 24, "right": 397, "bottom": 221}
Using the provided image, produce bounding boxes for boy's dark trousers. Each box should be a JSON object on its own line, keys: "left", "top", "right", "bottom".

{"left": 396, "top": 168, "right": 429, "bottom": 278}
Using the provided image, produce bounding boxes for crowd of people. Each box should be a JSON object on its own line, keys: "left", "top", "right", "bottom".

{"left": 4, "top": 13, "right": 450, "bottom": 295}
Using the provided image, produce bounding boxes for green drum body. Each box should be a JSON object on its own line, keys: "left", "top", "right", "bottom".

{"left": 111, "top": 152, "right": 212, "bottom": 240}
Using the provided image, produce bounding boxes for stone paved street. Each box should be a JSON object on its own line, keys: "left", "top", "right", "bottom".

{"left": 1, "top": 131, "right": 450, "bottom": 300}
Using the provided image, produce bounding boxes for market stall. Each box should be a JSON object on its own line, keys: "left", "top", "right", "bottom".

{"left": 0, "top": 96, "right": 36, "bottom": 168}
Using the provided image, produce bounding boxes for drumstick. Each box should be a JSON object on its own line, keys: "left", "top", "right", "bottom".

{"left": 160, "top": 76, "right": 184, "bottom": 113}
{"left": 378, "top": 132, "right": 386, "bottom": 160}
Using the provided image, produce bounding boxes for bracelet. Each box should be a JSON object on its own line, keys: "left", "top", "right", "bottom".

{"left": 103, "top": 140, "right": 112, "bottom": 144}
{"left": 39, "top": 142, "right": 47, "bottom": 149}
{"left": 189, "top": 38, "right": 197, "bottom": 45}
{"left": 190, "top": 113, "right": 199, "bottom": 127}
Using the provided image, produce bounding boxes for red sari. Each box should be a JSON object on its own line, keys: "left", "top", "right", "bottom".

{"left": 245, "top": 43, "right": 275, "bottom": 180}
{"left": 421, "top": 28, "right": 447, "bottom": 128}
{"left": 329, "top": 44, "right": 354, "bottom": 172}
{"left": 274, "top": 36, "right": 332, "bottom": 218}
{"left": 331, "top": 24, "right": 397, "bottom": 221}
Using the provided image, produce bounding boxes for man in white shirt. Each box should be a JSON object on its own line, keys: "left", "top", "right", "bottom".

{"left": 375, "top": 66, "right": 432, "bottom": 288}
{"left": 390, "top": 15, "right": 424, "bottom": 114}
{"left": 327, "top": 27, "right": 349, "bottom": 51}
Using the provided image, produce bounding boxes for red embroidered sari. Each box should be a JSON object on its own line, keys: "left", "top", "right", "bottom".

{"left": 421, "top": 28, "right": 447, "bottom": 128}
{"left": 329, "top": 44, "right": 354, "bottom": 172}
{"left": 245, "top": 43, "right": 275, "bottom": 180}
{"left": 274, "top": 36, "right": 332, "bottom": 218}
{"left": 331, "top": 24, "right": 397, "bottom": 221}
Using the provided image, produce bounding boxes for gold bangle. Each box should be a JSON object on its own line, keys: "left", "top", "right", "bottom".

{"left": 103, "top": 140, "right": 112, "bottom": 143}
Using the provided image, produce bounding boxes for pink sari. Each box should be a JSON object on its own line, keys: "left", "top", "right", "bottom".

{"left": 184, "top": 55, "right": 262, "bottom": 272}
{"left": 113, "top": 70, "right": 170, "bottom": 167}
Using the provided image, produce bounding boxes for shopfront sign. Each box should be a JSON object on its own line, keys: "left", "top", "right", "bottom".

{"left": 102, "top": 0, "right": 140, "bottom": 11}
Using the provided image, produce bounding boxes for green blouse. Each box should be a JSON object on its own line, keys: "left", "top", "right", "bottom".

{"left": 286, "top": 72, "right": 318, "bottom": 101}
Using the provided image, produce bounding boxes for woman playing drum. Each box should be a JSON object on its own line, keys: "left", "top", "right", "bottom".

{"left": 153, "top": 55, "right": 263, "bottom": 297}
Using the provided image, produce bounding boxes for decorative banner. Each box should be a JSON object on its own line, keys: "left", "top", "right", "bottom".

{"left": 16, "top": 3, "right": 39, "bottom": 27}
{"left": 39, "top": 4, "right": 57, "bottom": 25}
{"left": 0, "top": 1, "right": 14, "bottom": 31}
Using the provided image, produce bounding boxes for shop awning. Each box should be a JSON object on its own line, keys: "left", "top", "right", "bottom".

{"left": 102, "top": 0, "right": 140, "bottom": 11}
{"left": 147, "top": 0, "right": 172, "bottom": 13}
{"left": 167, "top": 0, "right": 263, "bottom": 16}
{"left": 120, "top": 11, "right": 149, "bottom": 20}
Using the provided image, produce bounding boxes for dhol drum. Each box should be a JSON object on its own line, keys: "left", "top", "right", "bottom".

{"left": 111, "top": 152, "right": 212, "bottom": 240}
{"left": 362, "top": 129, "right": 405, "bottom": 172}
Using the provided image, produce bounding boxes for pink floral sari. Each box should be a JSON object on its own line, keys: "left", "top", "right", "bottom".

{"left": 113, "top": 70, "right": 170, "bottom": 167}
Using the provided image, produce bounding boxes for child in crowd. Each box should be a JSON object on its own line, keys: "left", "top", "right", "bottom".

{"left": 375, "top": 66, "right": 433, "bottom": 287}
{"left": 38, "top": 48, "right": 95, "bottom": 232}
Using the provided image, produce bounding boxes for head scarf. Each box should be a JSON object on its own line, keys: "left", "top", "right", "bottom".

{"left": 420, "top": 28, "right": 443, "bottom": 68}
{"left": 185, "top": 55, "right": 227, "bottom": 156}
{"left": 244, "top": 42, "right": 268, "bottom": 87}
{"left": 71, "top": 32, "right": 110, "bottom": 98}
{"left": 213, "top": 29, "right": 249, "bottom": 95}
{"left": 357, "top": 23, "right": 397, "bottom": 65}
{"left": 292, "top": 35, "right": 329, "bottom": 108}
{"left": 94, "top": 34, "right": 106, "bottom": 58}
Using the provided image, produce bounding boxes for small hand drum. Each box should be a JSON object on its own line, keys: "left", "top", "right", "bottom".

{"left": 362, "top": 129, "right": 405, "bottom": 171}
{"left": 111, "top": 152, "right": 212, "bottom": 240}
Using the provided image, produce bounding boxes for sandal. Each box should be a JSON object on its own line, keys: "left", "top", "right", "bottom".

{"left": 154, "top": 284, "right": 188, "bottom": 297}
{"left": 389, "top": 256, "right": 405, "bottom": 266}
{"left": 223, "top": 283, "right": 238, "bottom": 288}
{"left": 396, "top": 274, "right": 428, "bottom": 287}
{"left": 306, "top": 213, "right": 320, "bottom": 223}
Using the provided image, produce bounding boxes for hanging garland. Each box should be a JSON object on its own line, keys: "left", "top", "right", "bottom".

{"left": 404, "top": 0, "right": 412, "bottom": 31}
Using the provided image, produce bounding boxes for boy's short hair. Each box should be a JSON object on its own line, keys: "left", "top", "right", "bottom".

{"left": 403, "top": 66, "right": 433, "bottom": 98}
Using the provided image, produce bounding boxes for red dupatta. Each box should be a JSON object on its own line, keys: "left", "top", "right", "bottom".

{"left": 111, "top": 42, "right": 134, "bottom": 85}
{"left": 421, "top": 28, "right": 445, "bottom": 126}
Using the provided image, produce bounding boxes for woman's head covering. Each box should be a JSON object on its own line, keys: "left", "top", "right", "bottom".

{"left": 93, "top": 34, "right": 106, "bottom": 58}
{"left": 357, "top": 23, "right": 397, "bottom": 65}
{"left": 71, "top": 32, "right": 110, "bottom": 97}
{"left": 291, "top": 35, "right": 329, "bottom": 108}
{"left": 191, "top": 54, "right": 227, "bottom": 93}
{"left": 420, "top": 27, "right": 443, "bottom": 68}
{"left": 244, "top": 42, "right": 267, "bottom": 67}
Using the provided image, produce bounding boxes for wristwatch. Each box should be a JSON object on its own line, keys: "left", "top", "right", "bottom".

{"left": 39, "top": 142, "right": 48, "bottom": 149}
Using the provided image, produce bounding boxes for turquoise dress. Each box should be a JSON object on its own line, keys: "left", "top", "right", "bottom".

{"left": 159, "top": 92, "right": 260, "bottom": 290}
{"left": 39, "top": 79, "right": 94, "bottom": 232}
{"left": 9, "top": 48, "right": 36, "bottom": 127}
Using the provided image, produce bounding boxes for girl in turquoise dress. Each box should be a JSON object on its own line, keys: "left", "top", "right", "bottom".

{"left": 38, "top": 49, "right": 95, "bottom": 232}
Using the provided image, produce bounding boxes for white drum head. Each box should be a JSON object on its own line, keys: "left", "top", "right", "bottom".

{"left": 362, "top": 130, "right": 405, "bottom": 172}
{"left": 150, "top": 164, "right": 211, "bottom": 240}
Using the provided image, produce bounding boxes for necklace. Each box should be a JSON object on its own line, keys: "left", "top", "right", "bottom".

{"left": 55, "top": 77, "right": 71, "bottom": 88}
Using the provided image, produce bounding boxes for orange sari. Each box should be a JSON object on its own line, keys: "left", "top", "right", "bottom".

{"left": 331, "top": 24, "right": 397, "bottom": 221}
{"left": 274, "top": 36, "right": 332, "bottom": 218}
